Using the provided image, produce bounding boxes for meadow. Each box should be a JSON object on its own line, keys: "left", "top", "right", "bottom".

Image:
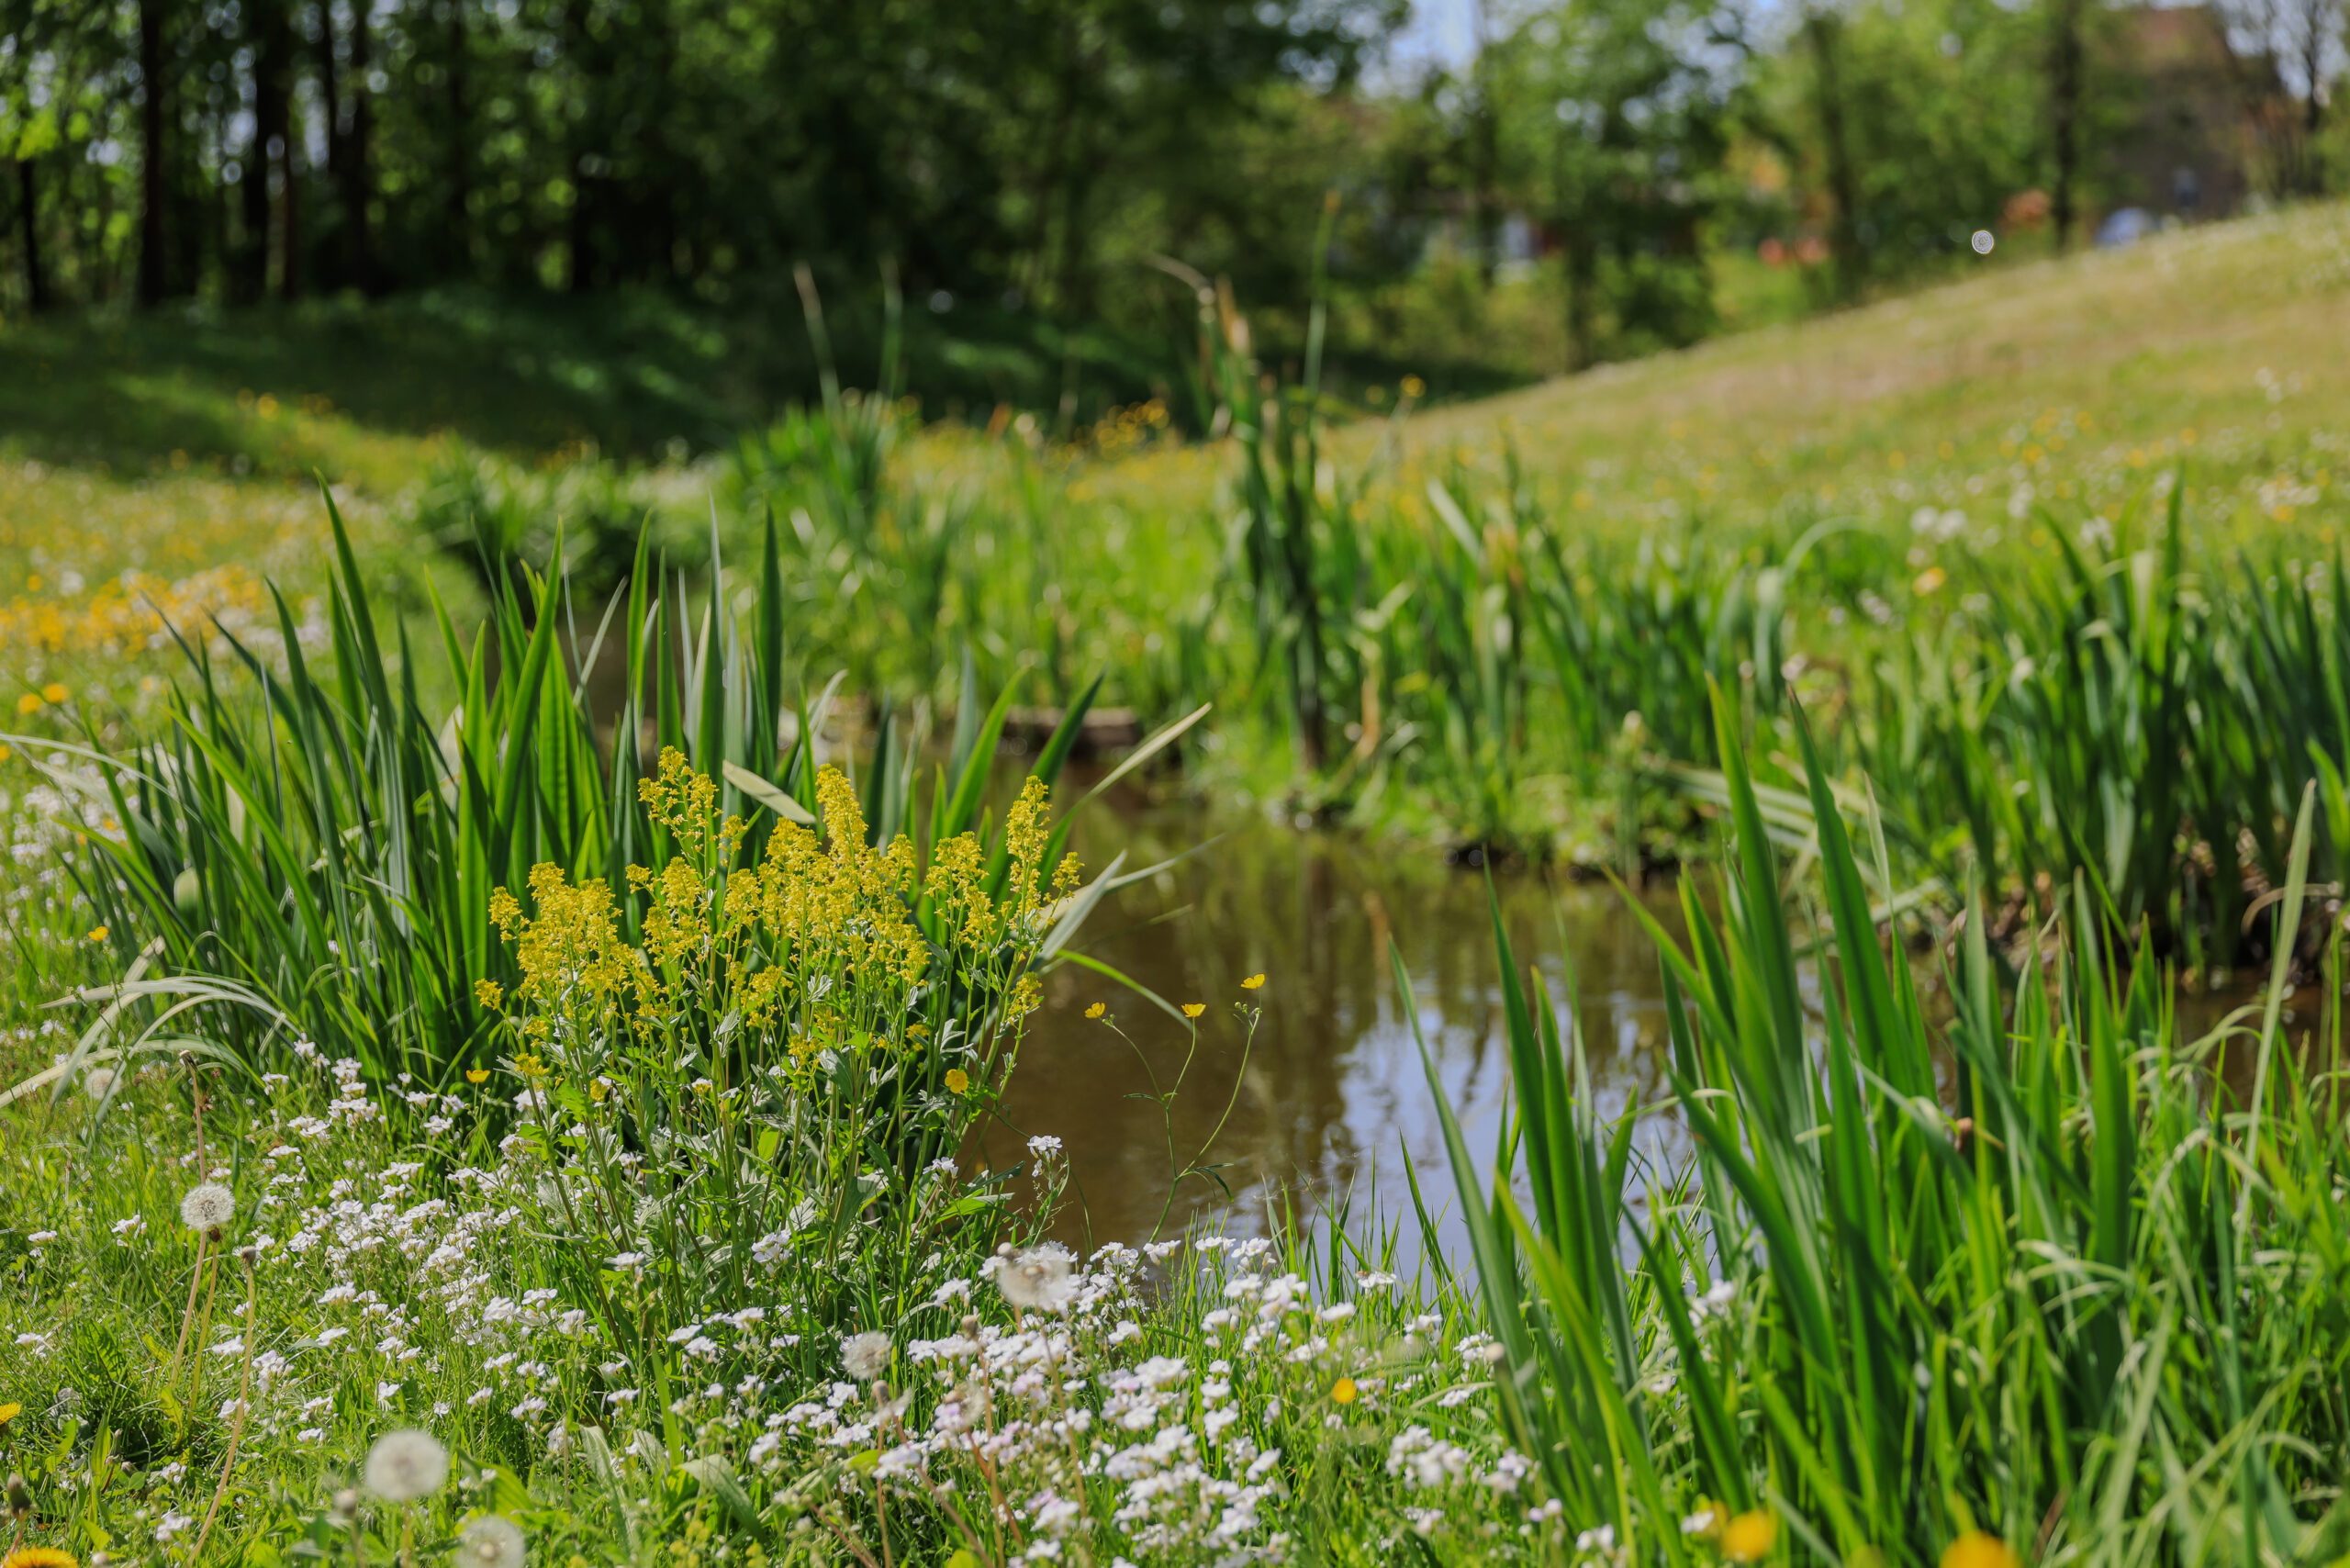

{"left": 3, "top": 203, "right": 2350, "bottom": 1564}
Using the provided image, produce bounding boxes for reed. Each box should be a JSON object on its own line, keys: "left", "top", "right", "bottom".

{"left": 1405, "top": 686, "right": 2350, "bottom": 1564}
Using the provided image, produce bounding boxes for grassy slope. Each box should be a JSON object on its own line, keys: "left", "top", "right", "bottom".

{"left": 1395, "top": 205, "right": 2350, "bottom": 539}
{"left": 1083, "top": 204, "right": 2350, "bottom": 553}
{"left": 6, "top": 204, "right": 2349, "bottom": 721}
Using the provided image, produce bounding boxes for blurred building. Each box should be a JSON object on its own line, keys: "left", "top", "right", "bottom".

{"left": 2107, "top": 6, "right": 2269, "bottom": 221}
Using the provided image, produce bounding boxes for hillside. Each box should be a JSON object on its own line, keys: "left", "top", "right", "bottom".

{"left": 6, "top": 202, "right": 2348, "bottom": 726}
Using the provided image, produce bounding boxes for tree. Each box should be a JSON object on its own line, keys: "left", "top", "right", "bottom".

{"left": 1490, "top": 0, "right": 1740, "bottom": 364}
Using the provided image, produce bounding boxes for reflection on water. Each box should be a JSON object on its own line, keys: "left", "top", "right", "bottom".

{"left": 968, "top": 799, "right": 1692, "bottom": 1261}
{"left": 968, "top": 790, "right": 2323, "bottom": 1265}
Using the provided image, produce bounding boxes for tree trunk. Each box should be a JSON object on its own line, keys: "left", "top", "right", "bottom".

{"left": 1564, "top": 221, "right": 1596, "bottom": 371}
{"left": 311, "top": 0, "right": 342, "bottom": 289}
{"left": 565, "top": 0, "right": 598, "bottom": 291}
{"left": 445, "top": 0, "right": 472, "bottom": 278}
{"left": 237, "top": 0, "right": 286, "bottom": 301}
{"left": 1466, "top": 77, "right": 1504, "bottom": 286}
{"left": 138, "top": 0, "right": 171, "bottom": 305}
{"left": 1805, "top": 7, "right": 1863, "bottom": 301}
{"left": 17, "top": 160, "right": 52, "bottom": 312}
{"left": 2049, "top": 0, "right": 2084, "bottom": 249}
{"left": 261, "top": 0, "right": 298, "bottom": 297}
{"left": 343, "top": 0, "right": 378, "bottom": 291}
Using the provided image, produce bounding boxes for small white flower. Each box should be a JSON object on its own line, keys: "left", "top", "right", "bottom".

{"left": 364, "top": 1428, "right": 449, "bottom": 1502}
{"left": 180, "top": 1182, "right": 236, "bottom": 1230}
{"left": 841, "top": 1331, "right": 892, "bottom": 1383}
{"left": 1026, "top": 1134, "right": 1064, "bottom": 1160}
{"left": 455, "top": 1514, "right": 528, "bottom": 1568}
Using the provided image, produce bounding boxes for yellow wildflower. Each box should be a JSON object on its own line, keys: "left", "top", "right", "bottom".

{"left": 3, "top": 1549, "right": 81, "bottom": 1568}
{"left": 464, "top": 1069, "right": 490, "bottom": 1085}
{"left": 1330, "top": 1378, "right": 1358, "bottom": 1405}
{"left": 1721, "top": 1510, "right": 1777, "bottom": 1562}
{"left": 0, "top": 1402, "right": 18, "bottom": 1425}
{"left": 1240, "top": 973, "right": 1266, "bottom": 991}
{"left": 1181, "top": 1002, "right": 1205, "bottom": 1019}
{"left": 40, "top": 683, "right": 66, "bottom": 704}
{"left": 945, "top": 1069, "right": 970, "bottom": 1094}
{"left": 86, "top": 925, "right": 108, "bottom": 943}
{"left": 14, "top": 694, "right": 39, "bottom": 716}
{"left": 1940, "top": 1533, "right": 2020, "bottom": 1568}
{"left": 1085, "top": 1002, "right": 1106, "bottom": 1020}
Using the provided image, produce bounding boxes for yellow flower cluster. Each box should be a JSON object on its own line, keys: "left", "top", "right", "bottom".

{"left": 730, "top": 764, "right": 928, "bottom": 992}
{"left": 484, "top": 752, "right": 1079, "bottom": 1081}
{"left": 488, "top": 865, "right": 641, "bottom": 1043}
{"left": 0, "top": 565, "right": 274, "bottom": 658}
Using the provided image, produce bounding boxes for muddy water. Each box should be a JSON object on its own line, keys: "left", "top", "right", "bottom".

{"left": 968, "top": 802, "right": 1695, "bottom": 1260}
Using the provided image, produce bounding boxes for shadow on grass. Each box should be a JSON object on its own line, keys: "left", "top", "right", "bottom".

{"left": 0, "top": 283, "right": 1188, "bottom": 481}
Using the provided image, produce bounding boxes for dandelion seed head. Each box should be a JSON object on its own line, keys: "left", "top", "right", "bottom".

{"left": 455, "top": 1515, "right": 527, "bottom": 1568}
{"left": 363, "top": 1428, "right": 448, "bottom": 1502}
{"left": 178, "top": 1182, "right": 235, "bottom": 1231}
{"left": 840, "top": 1331, "right": 891, "bottom": 1383}
{"left": 84, "top": 1068, "right": 117, "bottom": 1102}
{"left": 995, "top": 1243, "right": 1079, "bottom": 1313}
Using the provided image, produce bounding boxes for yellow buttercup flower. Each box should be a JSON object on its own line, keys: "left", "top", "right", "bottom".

{"left": 945, "top": 1069, "right": 970, "bottom": 1094}
{"left": 464, "top": 1069, "right": 490, "bottom": 1085}
{"left": 1181, "top": 1002, "right": 1205, "bottom": 1019}
{"left": 1940, "top": 1532, "right": 2020, "bottom": 1568}
{"left": 1721, "top": 1510, "right": 1777, "bottom": 1562}
{"left": 0, "top": 1401, "right": 20, "bottom": 1424}
{"left": 1085, "top": 1002, "right": 1106, "bottom": 1020}
{"left": 1240, "top": 973, "right": 1265, "bottom": 990}
{"left": 13, "top": 694, "right": 39, "bottom": 716}
{"left": 1329, "top": 1378, "right": 1358, "bottom": 1405}
{"left": 86, "top": 926, "right": 108, "bottom": 943}
{"left": 40, "top": 683, "right": 68, "bottom": 704}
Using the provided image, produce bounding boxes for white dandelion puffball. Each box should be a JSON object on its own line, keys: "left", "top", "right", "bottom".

{"left": 364, "top": 1428, "right": 449, "bottom": 1502}
{"left": 456, "top": 1514, "right": 528, "bottom": 1568}
{"left": 996, "top": 1244, "right": 1079, "bottom": 1314}
{"left": 179, "top": 1182, "right": 236, "bottom": 1231}
{"left": 84, "top": 1067, "right": 118, "bottom": 1102}
{"left": 841, "top": 1331, "right": 892, "bottom": 1383}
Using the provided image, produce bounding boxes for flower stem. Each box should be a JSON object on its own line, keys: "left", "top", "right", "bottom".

{"left": 189, "top": 1253, "right": 260, "bottom": 1560}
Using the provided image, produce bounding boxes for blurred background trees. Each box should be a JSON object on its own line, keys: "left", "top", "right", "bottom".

{"left": 2, "top": 0, "right": 2343, "bottom": 414}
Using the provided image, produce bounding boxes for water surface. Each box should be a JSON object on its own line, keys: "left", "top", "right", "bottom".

{"left": 970, "top": 801, "right": 1691, "bottom": 1259}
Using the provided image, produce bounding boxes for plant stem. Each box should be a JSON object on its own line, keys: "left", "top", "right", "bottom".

{"left": 189, "top": 1253, "right": 260, "bottom": 1559}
